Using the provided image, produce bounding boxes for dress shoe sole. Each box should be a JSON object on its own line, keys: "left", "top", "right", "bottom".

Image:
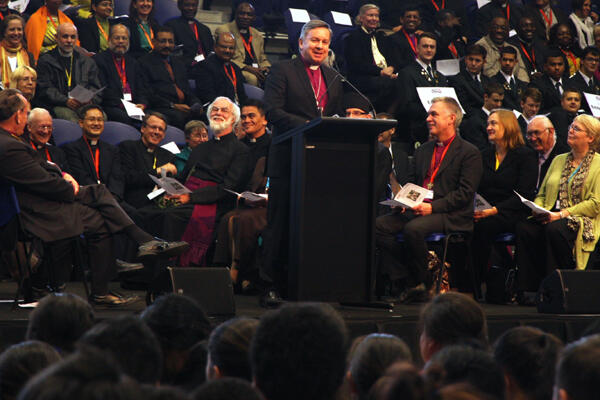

{"left": 137, "top": 242, "right": 190, "bottom": 261}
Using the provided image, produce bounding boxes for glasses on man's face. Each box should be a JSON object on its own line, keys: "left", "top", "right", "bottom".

{"left": 84, "top": 117, "right": 104, "bottom": 123}
{"left": 525, "top": 128, "right": 548, "bottom": 139}
{"left": 584, "top": 57, "right": 600, "bottom": 63}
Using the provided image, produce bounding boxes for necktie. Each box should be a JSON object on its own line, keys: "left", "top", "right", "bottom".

{"left": 427, "top": 65, "right": 434, "bottom": 80}
{"left": 510, "top": 77, "right": 516, "bottom": 91}
{"left": 555, "top": 81, "right": 562, "bottom": 96}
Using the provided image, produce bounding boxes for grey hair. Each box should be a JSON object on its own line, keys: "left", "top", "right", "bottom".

{"left": 207, "top": 96, "right": 240, "bottom": 125}
{"left": 431, "top": 97, "right": 463, "bottom": 128}
{"left": 529, "top": 115, "right": 557, "bottom": 141}
{"left": 27, "top": 108, "right": 51, "bottom": 125}
{"left": 109, "top": 23, "right": 130, "bottom": 38}
{"left": 299, "top": 19, "right": 332, "bottom": 41}
{"left": 355, "top": 4, "right": 379, "bottom": 26}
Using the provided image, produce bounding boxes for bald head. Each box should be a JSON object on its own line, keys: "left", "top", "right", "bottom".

{"left": 527, "top": 116, "right": 556, "bottom": 153}
{"left": 214, "top": 32, "right": 235, "bottom": 62}
{"left": 57, "top": 23, "right": 78, "bottom": 55}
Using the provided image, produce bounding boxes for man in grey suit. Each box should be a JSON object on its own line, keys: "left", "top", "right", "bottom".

{"left": 376, "top": 97, "right": 482, "bottom": 303}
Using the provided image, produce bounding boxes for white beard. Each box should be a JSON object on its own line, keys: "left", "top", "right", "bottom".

{"left": 209, "top": 117, "right": 233, "bottom": 133}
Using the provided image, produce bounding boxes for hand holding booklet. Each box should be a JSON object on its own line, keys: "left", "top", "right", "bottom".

{"left": 148, "top": 171, "right": 191, "bottom": 196}
{"left": 514, "top": 190, "right": 550, "bottom": 215}
{"left": 380, "top": 183, "right": 429, "bottom": 209}
{"left": 224, "top": 189, "right": 268, "bottom": 202}
{"left": 474, "top": 193, "right": 493, "bottom": 212}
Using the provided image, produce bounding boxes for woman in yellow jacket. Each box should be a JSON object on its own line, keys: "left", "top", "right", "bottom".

{"left": 25, "top": 0, "right": 77, "bottom": 61}
{"left": 516, "top": 114, "right": 600, "bottom": 296}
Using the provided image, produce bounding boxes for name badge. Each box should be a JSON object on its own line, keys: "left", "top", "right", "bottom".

{"left": 425, "top": 190, "right": 434, "bottom": 200}
{"left": 194, "top": 54, "right": 205, "bottom": 62}
{"left": 556, "top": 199, "right": 561, "bottom": 210}
{"left": 252, "top": 63, "right": 259, "bottom": 68}
{"left": 123, "top": 93, "right": 132, "bottom": 102}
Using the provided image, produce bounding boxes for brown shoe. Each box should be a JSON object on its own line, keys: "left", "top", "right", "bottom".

{"left": 91, "top": 293, "right": 138, "bottom": 307}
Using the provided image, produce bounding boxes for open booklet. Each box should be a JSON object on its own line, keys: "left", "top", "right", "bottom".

{"left": 379, "top": 183, "right": 429, "bottom": 208}
{"left": 224, "top": 189, "right": 268, "bottom": 202}
{"left": 474, "top": 193, "right": 493, "bottom": 212}
{"left": 146, "top": 170, "right": 191, "bottom": 200}
{"left": 514, "top": 190, "right": 550, "bottom": 215}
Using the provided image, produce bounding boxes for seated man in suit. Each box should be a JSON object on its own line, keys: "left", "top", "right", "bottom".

{"left": 36, "top": 22, "right": 102, "bottom": 122}
{"left": 529, "top": 50, "right": 567, "bottom": 113}
{"left": 167, "top": 96, "right": 251, "bottom": 267}
{"left": 460, "top": 81, "right": 505, "bottom": 152}
{"left": 566, "top": 46, "right": 600, "bottom": 113}
{"left": 215, "top": 2, "right": 271, "bottom": 87}
{"left": 0, "top": 89, "right": 188, "bottom": 305}
{"left": 213, "top": 99, "right": 271, "bottom": 290}
{"left": 517, "top": 87, "right": 542, "bottom": 136}
{"left": 194, "top": 32, "right": 248, "bottom": 106}
{"left": 525, "top": 115, "right": 569, "bottom": 191}
{"left": 165, "top": 0, "right": 214, "bottom": 72}
{"left": 389, "top": 5, "right": 424, "bottom": 71}
{"left": 139, "top": 26, "right": 202, "bottom": 130}
{"left": 344, "top": 4, "right": 399, "bottom": 113}
{"left": 548, "top": 88, "right": 583, "bottom": 147}
{"left": 507, "top": 15, "right": 547, "bottom": 79}
{"left": 93, "top": 24, "right": 149, "bottom": 125}
{"left": 25, "top": 108, "right": 70, "bottom": 172}
{"left": 376, "top": 97, "right": 482, "bottom": 303}
{"left": 397, "top": 32, "right": 448, "bottom": 148}
{"left": 524, "top": 0, "right": 568, "bottom": 42}
{"left": 476, "top": 16, "right": 529, "bottom": 83}
{"left": 493, "top": 46, "right": 528, "bottom": 111}
{"left": 449, "top": 44, "right": 491, "bottom": 116}
{"left": 475, "top": 0, "right": 524, "bottom": 40}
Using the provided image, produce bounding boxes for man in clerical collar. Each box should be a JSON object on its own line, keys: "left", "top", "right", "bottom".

{"left": 25, "top": 107, "right": 70, "bottom": 172}
{"left": 93, "top": 23, "right": 149, "bottom": 125}
{"left": 376, "top": 97, "right": 482, "bottom": 304}
{"left": 215, "top": 2, "right": 271, "bottom": 87}
{"left": 36, "top": 22, "right": 103, "bottom": 122}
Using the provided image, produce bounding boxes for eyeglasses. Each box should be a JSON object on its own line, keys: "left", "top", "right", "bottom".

{"left": 84, "top": 117, "right": 104, "bottom": 122}
{"left": 568, "top": 123, "right": 586, "bottom": 133}
{"left": 584, "top": 57, "right": 600, "bottom": 63}
{"left": 525, "top": 128, "right": 549, "bottom": 138}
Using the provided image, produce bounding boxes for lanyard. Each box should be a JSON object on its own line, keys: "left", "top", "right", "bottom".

{"left": 540, "top": 8, "right": 553, "bottom": 27}
{"left": 448, "top": 42, "right": 458, "bottom": 58}
{"left": 0, "top": 12, "right": 4, "bottom": 21}
{"left": 560, "top": 49, "right": 578, "bottom": 70}
{"left": 401, "top": 29, "right": 417, "bottom": 57}
{"left": 96, "top": 20, "right": 109, "bottom": 42}
{"left": 240, "top": 33, "right": 255, "bottom": 61}
{"left": 427, "top": 136, "right": 456, "bottom": 189}
{"left": 47, "top": 14, "right": 59, "bottom": 30}
{"left": 191, "top": 22, "right": 199, "bottom": 41}
{"left": 505, "top": 5, "right": 510, "bottom": 22}
{"left": 112, "top": 55, "right": 127, "bottom": 90}
{"left": 139, "top": 23, "right": 154, "bottom": 49}
{"left": 223, "top": 63, "right": 237, "bottom": 88}
{"left": 30, "top": 141, "right": 51, "bottom": 162}
{"left": 152, "top": 155, "right": 156, "bottom": 170}
{"left": 568, "top": 163, "right": 581, "bottom": 183}
{"left": 83, "top": 137, "right": 101, "bottom": 183}
{"left": 430, "top": 0, "right": 445, "bottom": 11}
{"left": 65, "top": 55, "right": 73, "bottom": 87}
{"left": 520, "top": 42, "right": 536, "bottom": 67}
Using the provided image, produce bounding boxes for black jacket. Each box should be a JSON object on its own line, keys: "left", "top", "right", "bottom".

{"left": 193, "top": 53, "right": 248, "bottom": 105}
{"left": 449, "top": 69, "right": 492, "bottom": 115}
{"left": 492, "top": 71, "right": 527, "bottom": 111}
{"left": 165, "top": 16, "right": 214, "bottom": 69}
{"left": 121, "top": 17, "right": 159, "bottom": 59}
{"left": 74, "top": 16, "right": 118, "bottom": 54}
{"left": 529, "top": 74, "right": 564, "bottom": 113}
{"left": 93, "top": 50, "right": 149, "bottom": 109}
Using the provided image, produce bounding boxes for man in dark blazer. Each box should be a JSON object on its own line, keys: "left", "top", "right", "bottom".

{"left": 376, "top": 97, "right": 482, "bottom": 303}
{"left": 93, "top": 24, "right": 149, "bottom": 125}
{"left": 449, "top": 44, "right": 491, "bottom": 116}
{"left": 524, "top": 0, "right": 568, "bottom": 42}
{"left": 418, "top": 0, "right": 470, "bottom": 41}
{"left": 139, "top": 26, "right": 201, "bottom": 129}
{"left": 63, "top": 104, "right": 124, "bottom": 201}
{"left": 397, "top": 31, "right": 448, "bottom": 147}
{"left": 548, "top": 89, "right": 583, "bottom": 147}
{"left": 529, "top": 50, "right": 567, "bottom": 113}
{"left": 193, "top": 32, "right": 248, "bottom": 106}
{"left": 460, "top": 81, "right": 504, "bottom": 152}
{"left": 25, "top": 108, "right": 70, "bottom": 173}
{"left": 525, "top": 116, "right": 568, "bottom": 191}
{"left": 492, "top": 46, "right": 528, "bottom": 111}
{"left": 507, "top": 15, "right": 547, "bottom": 79}
{"left": 566, "top": 46, "right": 600, "bottom": 113}
{"left": 389, "top": 6, "right": 423, "bottom": 71}
{"left": 517, "top": 87, "right": 543, "bottom": 138}
{"left": 0, "top": 89, "right": 187, "bottom": 305}
{"left": 475, "top": 0, "right": 525, "bottom": 40}
{"left": 261, "top": 20, "right": 344, "bottom": 306}
{"left": 165, "top": 0, "right": 214, "bottom": 72}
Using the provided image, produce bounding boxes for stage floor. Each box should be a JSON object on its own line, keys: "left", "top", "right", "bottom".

{"left": 0, "top": 281, "right": 597, "bottom": 362}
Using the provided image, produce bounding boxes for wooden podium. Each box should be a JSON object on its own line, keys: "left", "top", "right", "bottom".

{"left": 273, "top": 116, "right": 396, "bottom": 302}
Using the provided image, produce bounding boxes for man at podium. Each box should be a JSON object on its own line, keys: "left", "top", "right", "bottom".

{"left": 261, "top": 20, "right": 343, "bottom": 307}
{"left": 375, "top": 97, "right": 482, "bottom": 303}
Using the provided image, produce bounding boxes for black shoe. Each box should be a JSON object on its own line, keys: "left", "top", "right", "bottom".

{"left": 397, "top": 283, "right": 429, "bottom": 304}
{"left": 90, "top": 293, "right": 138, "bottom": 307}
{"left": 116, "top": 259, "right": 145, "bottom": 274}
{"left": 137, "top": 239, "right": 189, "bottom": 260}
{"left": 259, "top": 290, "right": 284, "bottom": 308}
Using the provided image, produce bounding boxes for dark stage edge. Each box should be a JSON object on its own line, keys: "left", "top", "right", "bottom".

{"left": 0, "top": 282, "right": 597, "bottom": 361}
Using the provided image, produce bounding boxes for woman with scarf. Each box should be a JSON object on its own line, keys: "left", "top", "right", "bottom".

{"left": 569, "top": 0, "right": 595, "bottom": 52}
{"left": 24, "top": 0, "right": 76, "bottom": 61}
{"left": 515, "top": 114, "right": 600, "bottom": 301}
{"left": 0, "top": 15, "right": 33, "bottom": 89}
{"left": 122, "top": 0, "right": 158, "bottom": 59}
{"left": 75, "top": 0, "right": 116, "bottom": 54}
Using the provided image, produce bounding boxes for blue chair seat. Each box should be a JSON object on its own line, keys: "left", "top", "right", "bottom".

{"left": 396, "top": 232, "right": 446, "bottom": 242}
{"left": 495, "top": 232, "right": 516, "bottom": 243}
